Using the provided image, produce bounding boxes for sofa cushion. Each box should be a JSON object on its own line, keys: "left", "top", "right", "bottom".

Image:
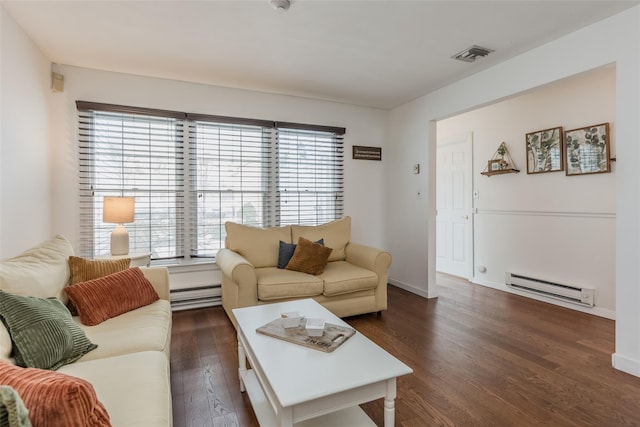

{"left": 0, "top": 290, "right": 97, "bottom": 370}
{"left": 319, "top": 261, "right": 379, "bottom": 296}
{"left": 226, "top": 222, "right": 291, "bottom": 268}
{"left": 0, "top": 360, "right": 111, "bottom": 427}
{"left": 291, "top": 216, "right": 351, "bottom": 262}
{"left": 256, "top": 267, "right": 323, "bottom": 301}
{"left": 285, "top": 237, "right": 333, "bottom": 275}
{"left": 65, "top": 268, "right": 159, "bottom": 326}
{"left": 58, "top": 351, "right": 171, "bottom": 427}
{"left": 0, "top": 234, "right": 74, "bottom": 303}
{"left": 76, "top": 299, "right": 172, "bottom": 362}
{"left": 68, "top": 256, "right": 131, "bottom": 284}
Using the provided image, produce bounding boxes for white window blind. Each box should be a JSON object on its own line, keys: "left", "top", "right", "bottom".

{"left": 276, "top": 125, "right": 344, "bottom": 225}
{"left": 188, "top": 116, "right": 274, "bottom": 258}
{"left": 77, "top": 103, "right": 185, "bottom": 259}
{"left": 77, "top": 101, "right": 345, "bottom": 262}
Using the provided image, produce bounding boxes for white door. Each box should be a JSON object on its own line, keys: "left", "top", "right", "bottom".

{"left": 436, "top": 133, "right": 473, "bottom": 279}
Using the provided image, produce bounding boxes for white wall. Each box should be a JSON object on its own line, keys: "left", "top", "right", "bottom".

{"left": 48, "top": 65, "right": 389, "bottom": 254}
{"left": 438, "top": 67, "right": 616, "bottom": 317}
{"left": 387, "top": 7, "right": 640, "bottom": 377}
{"left": 0, "top": 7, "right": 53, "bottom": 258}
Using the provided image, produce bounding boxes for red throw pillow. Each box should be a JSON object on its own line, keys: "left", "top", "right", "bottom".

{"left": 0, "top": 360, "right": 112, "bottom": 427}
{"left": 65, "top": 267, "right": 159, "bottom": 326}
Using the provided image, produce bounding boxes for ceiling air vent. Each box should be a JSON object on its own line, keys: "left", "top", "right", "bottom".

{"left": 451, "top": 45, "right": 494, "bottom": 63}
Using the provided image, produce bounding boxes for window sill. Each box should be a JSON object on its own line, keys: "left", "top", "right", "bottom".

{"left": 150, "top": 257, "right": 218, "bottom": 273}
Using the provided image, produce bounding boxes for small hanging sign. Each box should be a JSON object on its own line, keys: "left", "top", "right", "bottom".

{"left": 353, "top": 145, "right": 382, "bottom": 161}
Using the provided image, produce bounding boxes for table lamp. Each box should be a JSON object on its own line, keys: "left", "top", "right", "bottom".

{"left": 103, "top": 196, "right": 135, "bottom": 255}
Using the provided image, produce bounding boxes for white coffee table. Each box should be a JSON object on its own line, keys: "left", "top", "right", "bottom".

{"left": 233, "top": 299, "right": 413, "bottom": 427}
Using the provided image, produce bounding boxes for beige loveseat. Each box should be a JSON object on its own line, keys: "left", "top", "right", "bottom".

{"left": 216, "top": 217, "right": 391, "bottom": 326}
{"left": 0, "top": 235, "right": 172, "bottom": 427}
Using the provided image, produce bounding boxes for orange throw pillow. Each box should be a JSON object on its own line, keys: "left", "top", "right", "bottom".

{"left": 0, "top": 360, "right": 112, "bottom": 427}
{"left": 66, "top": 256, "right": 131, "bottom": 316}
{"left": 285, "top": 237, "right": 333, "bottom": 275}
{"left": 65, "top": 267, "right": 159, "bottom": 326}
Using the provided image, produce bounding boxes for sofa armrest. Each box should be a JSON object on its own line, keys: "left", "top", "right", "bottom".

{"left": 345, "top": 243, "right": 392, "bottom": 273}
{"left": 216, "top": 249, "right": 258, "bottom": 327}
{"left": 216, "top": 249, "right": 257, "bottom": 287}
{"left": 141, "top": 267, "right": 170, "bottom": 301}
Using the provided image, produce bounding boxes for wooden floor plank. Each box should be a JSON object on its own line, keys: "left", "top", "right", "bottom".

{"left": 171, "top": 274, "right": 640, "bottom": 426}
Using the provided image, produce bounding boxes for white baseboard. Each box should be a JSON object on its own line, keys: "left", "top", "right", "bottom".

{"left": 612, "top": 353, "right": 640, "bottom": 378}
{"left": 470, "top": 276, "right": 615, "bottom": 320}
{"left": 388, "top": 278, "right": 438, "bottom": 299}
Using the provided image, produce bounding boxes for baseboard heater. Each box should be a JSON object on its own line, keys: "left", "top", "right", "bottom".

{"left": 505, "top": 272, "right": 594, "bottom": 307}
{"left": 170, "top": 285, "right": 221, "bottom": 311}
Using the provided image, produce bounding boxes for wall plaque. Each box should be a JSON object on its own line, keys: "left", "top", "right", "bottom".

{"left": 353, "top": 145, "right": 382, "bottom": 161}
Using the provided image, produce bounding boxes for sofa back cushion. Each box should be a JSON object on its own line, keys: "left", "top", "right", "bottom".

{"left": 225, "top": 222, "right": 291, "bottom": 268}
{"left": 0, "top": 234, "right": 74, "bottom": 303}
{"left": 291, "top": 216, "right": 351, "bottom": 262}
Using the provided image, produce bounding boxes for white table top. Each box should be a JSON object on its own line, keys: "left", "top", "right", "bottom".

{"left": 233, "top": 299, "right": 413, "bottom": 408}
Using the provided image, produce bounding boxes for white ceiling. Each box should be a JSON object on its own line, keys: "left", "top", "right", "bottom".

{"left": 3, "top": 0, "right": 638, "bottom": 109}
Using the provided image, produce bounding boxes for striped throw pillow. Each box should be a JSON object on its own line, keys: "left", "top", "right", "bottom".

{"left": 0, "top": 361, "right": 111, "bottom": 427}
{"left": 65, "top": 267, "right": 159, "bottom": 326}
{"left": 68, "top": 256, "right": 130, "bottom": 284}
{"left": 0, "top": 290, "right": 97, "bottom": 370}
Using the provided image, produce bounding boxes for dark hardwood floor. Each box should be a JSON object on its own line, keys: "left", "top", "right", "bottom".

{"left": 170, "top": 274, "right": 640, "bottom": 426}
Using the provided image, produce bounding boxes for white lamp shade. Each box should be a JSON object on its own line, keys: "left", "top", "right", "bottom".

{"left": 103, "top": 197, "right": 135, "bottom": 224}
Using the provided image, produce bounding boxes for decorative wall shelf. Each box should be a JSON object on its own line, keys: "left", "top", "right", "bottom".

{"left": 481, "top": 142, "right": 520, "bottom": 177}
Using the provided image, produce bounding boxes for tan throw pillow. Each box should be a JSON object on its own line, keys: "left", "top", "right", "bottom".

{"left": 65, "top": 267, "right": 159, "bottom": 326}
{"left": 285, "top": 237, "right": 333, "bottom": 275}
{"left": 0, "top": 360, "right": 112, "bottom": 427}
{"left": 68, "top": 256, "right": 131, "bottom": 284}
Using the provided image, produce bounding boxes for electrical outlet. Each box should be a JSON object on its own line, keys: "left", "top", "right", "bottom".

{"left": 473, "top": 189, "right": 479, "bottom": 199}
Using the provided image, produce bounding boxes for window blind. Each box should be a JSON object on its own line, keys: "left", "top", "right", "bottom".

{"left": 78, "top": 104, "right": 186, "bottom": 259}
{"left": 188, "top": 118, "right": 273, "bottom": 258}
{"left": 276, "top": 126, "right": 344, "bottom": 225}
{"left": 77, "top": 101, "right": 345, "bottom": 262}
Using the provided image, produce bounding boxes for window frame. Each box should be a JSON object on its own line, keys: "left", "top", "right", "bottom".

{"left": 76, "top": 101, "right": 345, "bottom": 262}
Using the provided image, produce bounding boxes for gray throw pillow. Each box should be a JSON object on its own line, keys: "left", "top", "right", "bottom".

{"left": 0, "top": 290, "right": 97, "bottom": 370}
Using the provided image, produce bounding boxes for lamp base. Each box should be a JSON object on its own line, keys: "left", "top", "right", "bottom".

{"left": 110, "top": 224, "right": 129, "bottom": 256}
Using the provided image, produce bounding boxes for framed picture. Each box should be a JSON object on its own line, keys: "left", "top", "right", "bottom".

{"left": 488, "top": 159, "right": 503, "bottom": 171}
{"left": 526, "top": 127, "right": 563, "bottom": 174}
{"left": 564, "top": 123, "right": 611, "bottom": 176}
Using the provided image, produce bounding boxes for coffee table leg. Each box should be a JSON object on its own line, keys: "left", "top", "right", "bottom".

{"left": 238, "top": 334, "right": 246, "bottom": 392}
{"left": 384, "top": 378, "right": 397, "bottom": 426}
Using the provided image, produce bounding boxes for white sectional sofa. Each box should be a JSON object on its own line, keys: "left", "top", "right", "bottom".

{"left": 0, "top": 235, "right": 172, "bottom": 427}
